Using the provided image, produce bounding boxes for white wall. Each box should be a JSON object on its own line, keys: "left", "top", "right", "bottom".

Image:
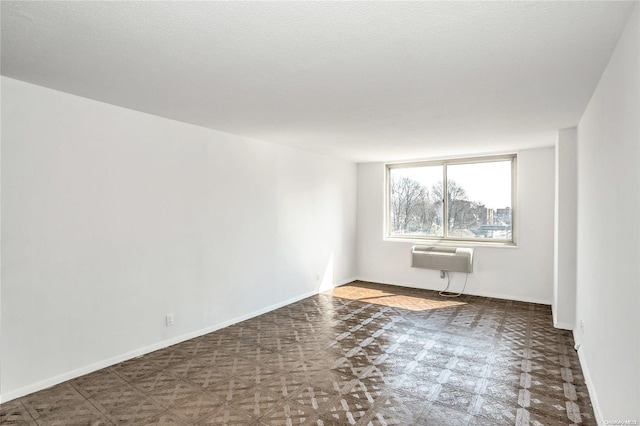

{"left": 356, "top": 147, "right": 555, "bottom": 304}
{"left": 0, "top": 77, "right": 357, "bottom": 400}
{"left": 553, "top": 128, "right": 577, "bottom": 330}
{"left": 575, "top": 4, "right": 640, "bottom": 422}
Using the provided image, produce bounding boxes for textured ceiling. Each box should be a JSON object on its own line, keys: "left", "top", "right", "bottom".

{"left": 1, "top": 1, "right": 636, "bottom": 162}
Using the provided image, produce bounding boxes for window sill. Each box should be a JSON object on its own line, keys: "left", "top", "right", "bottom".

{"left": 383, "top": 236, "right": 517, "bottom": 248}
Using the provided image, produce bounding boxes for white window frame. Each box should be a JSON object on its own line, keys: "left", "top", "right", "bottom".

{"left": 385, "top": 154, "right": 517, "bottom": 246}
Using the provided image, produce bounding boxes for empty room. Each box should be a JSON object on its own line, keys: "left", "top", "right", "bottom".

{"left": 1, "top": 1, "right": 638, "bottom": 425}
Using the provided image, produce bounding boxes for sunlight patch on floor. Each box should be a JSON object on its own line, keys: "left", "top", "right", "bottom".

{"left": 329, "top": 284, "right": 466, "bottom": 311}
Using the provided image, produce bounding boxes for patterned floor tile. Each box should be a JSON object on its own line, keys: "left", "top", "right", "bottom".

{"left": 235, "top": 346, "right": 274, "bottom": 363}
{"left": 476, "top": 378, "right": 520, "bottom": 401}
{"left": 419, "top": 402, "right": 475, "bottom": 426}
{"left": 111, "top": 358, "right": 161, "bottom": 381}
{"left": 166, "top": 390, "right": 225, "bottom": 423}
{"left": 89, "top": 382, "right": 146, "bottom": 414}
{"left": 288, "top": 361, "right": 332, "bottom": 379}
{"left": 230, "top": 387, "right": 281, "bottom": 419}
{"left": 404, "top": 362, "right": 447, "bottom": 385}
{"left": 199, "top": 355, "right": 254, "bottom": 375}
{"left": 233, "top": 365, "right": 280, "bottom": 388}
{"left": 369, "top": 390, "right": 425, "bottom": 422}
{"left": 471, "top": 394, "right": 518, "bottom": 422}
{"left": 196, "top": 405, "right": 255, "bottom": 425}
{"left": 129, "top": 370, "right": 185, "bottom": 394}
{"left": 31, "top": 404, "right": 112, "bottom": 426}
{"left": 0, "top": 400, "right": 36, "bottom": 425}
{"left": 389, "top": 370, "right": 436, "bottom": 400}
{"left": 430, "top": 384, "right": 478, "bottom": 413}
{"left": 164, "top": 357, "right": 209, "bottom": 379}
{"left": 1, "top": 281, "right": 596, "bottom": 425}
{"left": 300, "top": 351, "right": 344, "bottom": 369}
{"left": 22, "top": 384, "right": 86, "bottom": 420}
{"left": 144, "top": 411, "right": 185, "bottom": 425}
{"left": 69, "top": 369, "right": 128, "bottom": 398}
{"left": 170, "top": 338, "right": 215, "bottom": 357}
{"left": 220, "top": 339, "right": 265, "bottom": 357}
{"left": 413, "top": 349, "right": 455, "bottom": 369}
{"left": 340, "top": 380, "right": 384, "bottom": 406}
{"left": 447, "top": 357, "right": 491, "bottom": 378}
{"left": 485, "top": 365, "right": 524, "bottom": 386}
{"left": 289, "top": 384, "right": 337, "bottom": 412}
{"left": 450, "top": 347, "right": 492, "bottom": 364}
{"left": 145, "top": 348, "right": 192, "bottom": 369}
{"left": 206, "top": 325, "right": 256, "bottom": 342}
{"left": 189, "top": 352, "right": 235, "bottom": 369}
{"left": 357, "top": 364, "right": 403, "bottom": 389}
{"left": 436, "top": 368, "right": 486, "bottom": 394}
{"left": 306, "top": 370, "right": 359, "bottom": 395}
{"left": 469, "top": 413, "right": 516, "bottom": 425}
{"left": 357, "top": 408, "right": 414, "bottom": 426}
{"left": 254, "top": 335, "right": 296, "bottom": 352}
{"left": 17, "top": 385, "right": 105, "bottom": 424}
{"left": 182, "top": 364, "right": 235, "bottom": 390}
{"left": 259, "top": 352, "right": 303, "bottom": 372}
{"left": 204, "top": 377, "right": 253, "bottom": 403}
{"left": 259, "top": 400, "right": 318, "bottom": 425}
{"left": 317, "top": 395, "right": 370, "bottom": 425}
{"left": 106, "top": 397, "right": 167, "bottom": 425}
{"left": 254, "top": 372, "right": 307, "bottom": 399}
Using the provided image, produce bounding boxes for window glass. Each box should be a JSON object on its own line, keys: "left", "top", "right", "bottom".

{"left": 387, "top": 155, "right": 515, "bottom": 243}
{"left": 389, "top": 165, "right": 443, "bottom": 237}
{"left": 446, "top": 160, "right": 512, "bottom": 240}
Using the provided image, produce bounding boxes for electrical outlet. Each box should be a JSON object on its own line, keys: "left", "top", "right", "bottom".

{"left": 166, "top": 314, "right": 175, "bottom": 327}
{"left": 440, "top": 270, "right": 446, "bottom": 279}
{"left": 316, "top": 273, "right": 320, "bottom": 281}
{"left": 579, "top": 319, "right": 584, "bottom": 335}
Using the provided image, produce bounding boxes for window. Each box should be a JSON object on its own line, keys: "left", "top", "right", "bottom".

{"left": 386, "top": 155, "right": 516, "bottom": 244}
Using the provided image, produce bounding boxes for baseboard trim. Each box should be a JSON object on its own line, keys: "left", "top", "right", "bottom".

{"left": 553, "top": 321, "right": 574, "bottom": 331}
{"left": 0, "top": 283, "right": 342, "bottom": 403}
{"left": 573, "top": 331, "right": 604, "bottom": 425}
{"left": 354, "top": 277, "right": 552, "bottom": 305}
{"left": 331, "top": 277, "right": 358, "bottom": 289}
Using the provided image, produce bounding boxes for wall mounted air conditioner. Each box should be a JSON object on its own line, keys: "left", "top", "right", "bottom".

{"left": 411, "top": 246, "right": 474, "bottom": 273}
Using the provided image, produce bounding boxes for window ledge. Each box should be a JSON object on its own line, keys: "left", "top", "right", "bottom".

{"left": 383, "top": 237, "right": 517, "bottom": 248}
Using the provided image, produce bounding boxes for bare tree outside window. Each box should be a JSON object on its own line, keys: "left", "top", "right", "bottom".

{"left": 389, "top": 166, "right": 443, "bottom": 236}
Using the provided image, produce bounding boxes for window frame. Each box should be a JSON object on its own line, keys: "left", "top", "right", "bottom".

{"left": 384, "top": 154, "right": 517, "bottom": 246}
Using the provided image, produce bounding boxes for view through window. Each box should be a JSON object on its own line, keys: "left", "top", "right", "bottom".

{"left": 387, "top": 155, "right": 515, "bottom": 243}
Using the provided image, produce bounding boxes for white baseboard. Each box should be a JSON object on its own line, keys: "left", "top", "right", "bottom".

{"left": 327, "top": 277, "right": 358, "bottom": 290}
{"left": 553, "top": 321, "right": 574, "bottom": 331}
{"left": 355, "top": 277, "right": 552, "bottom": 305}
{"left": 573, "top": 331, "right": 603, "bottom": 425}
{"left": 552, "top": 306, "right": 575, "bottom": 331}
{"left": 0, "top": 286, "right": 328, "bottom": 403}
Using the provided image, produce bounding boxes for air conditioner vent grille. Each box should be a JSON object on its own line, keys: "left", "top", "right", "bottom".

{"left": 411, "top": 246, "right": 473, "bottom": 273}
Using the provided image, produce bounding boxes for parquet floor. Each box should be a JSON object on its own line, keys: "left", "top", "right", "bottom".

{"left": 0, "top": 281, "right": 595, "bottom": 425}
